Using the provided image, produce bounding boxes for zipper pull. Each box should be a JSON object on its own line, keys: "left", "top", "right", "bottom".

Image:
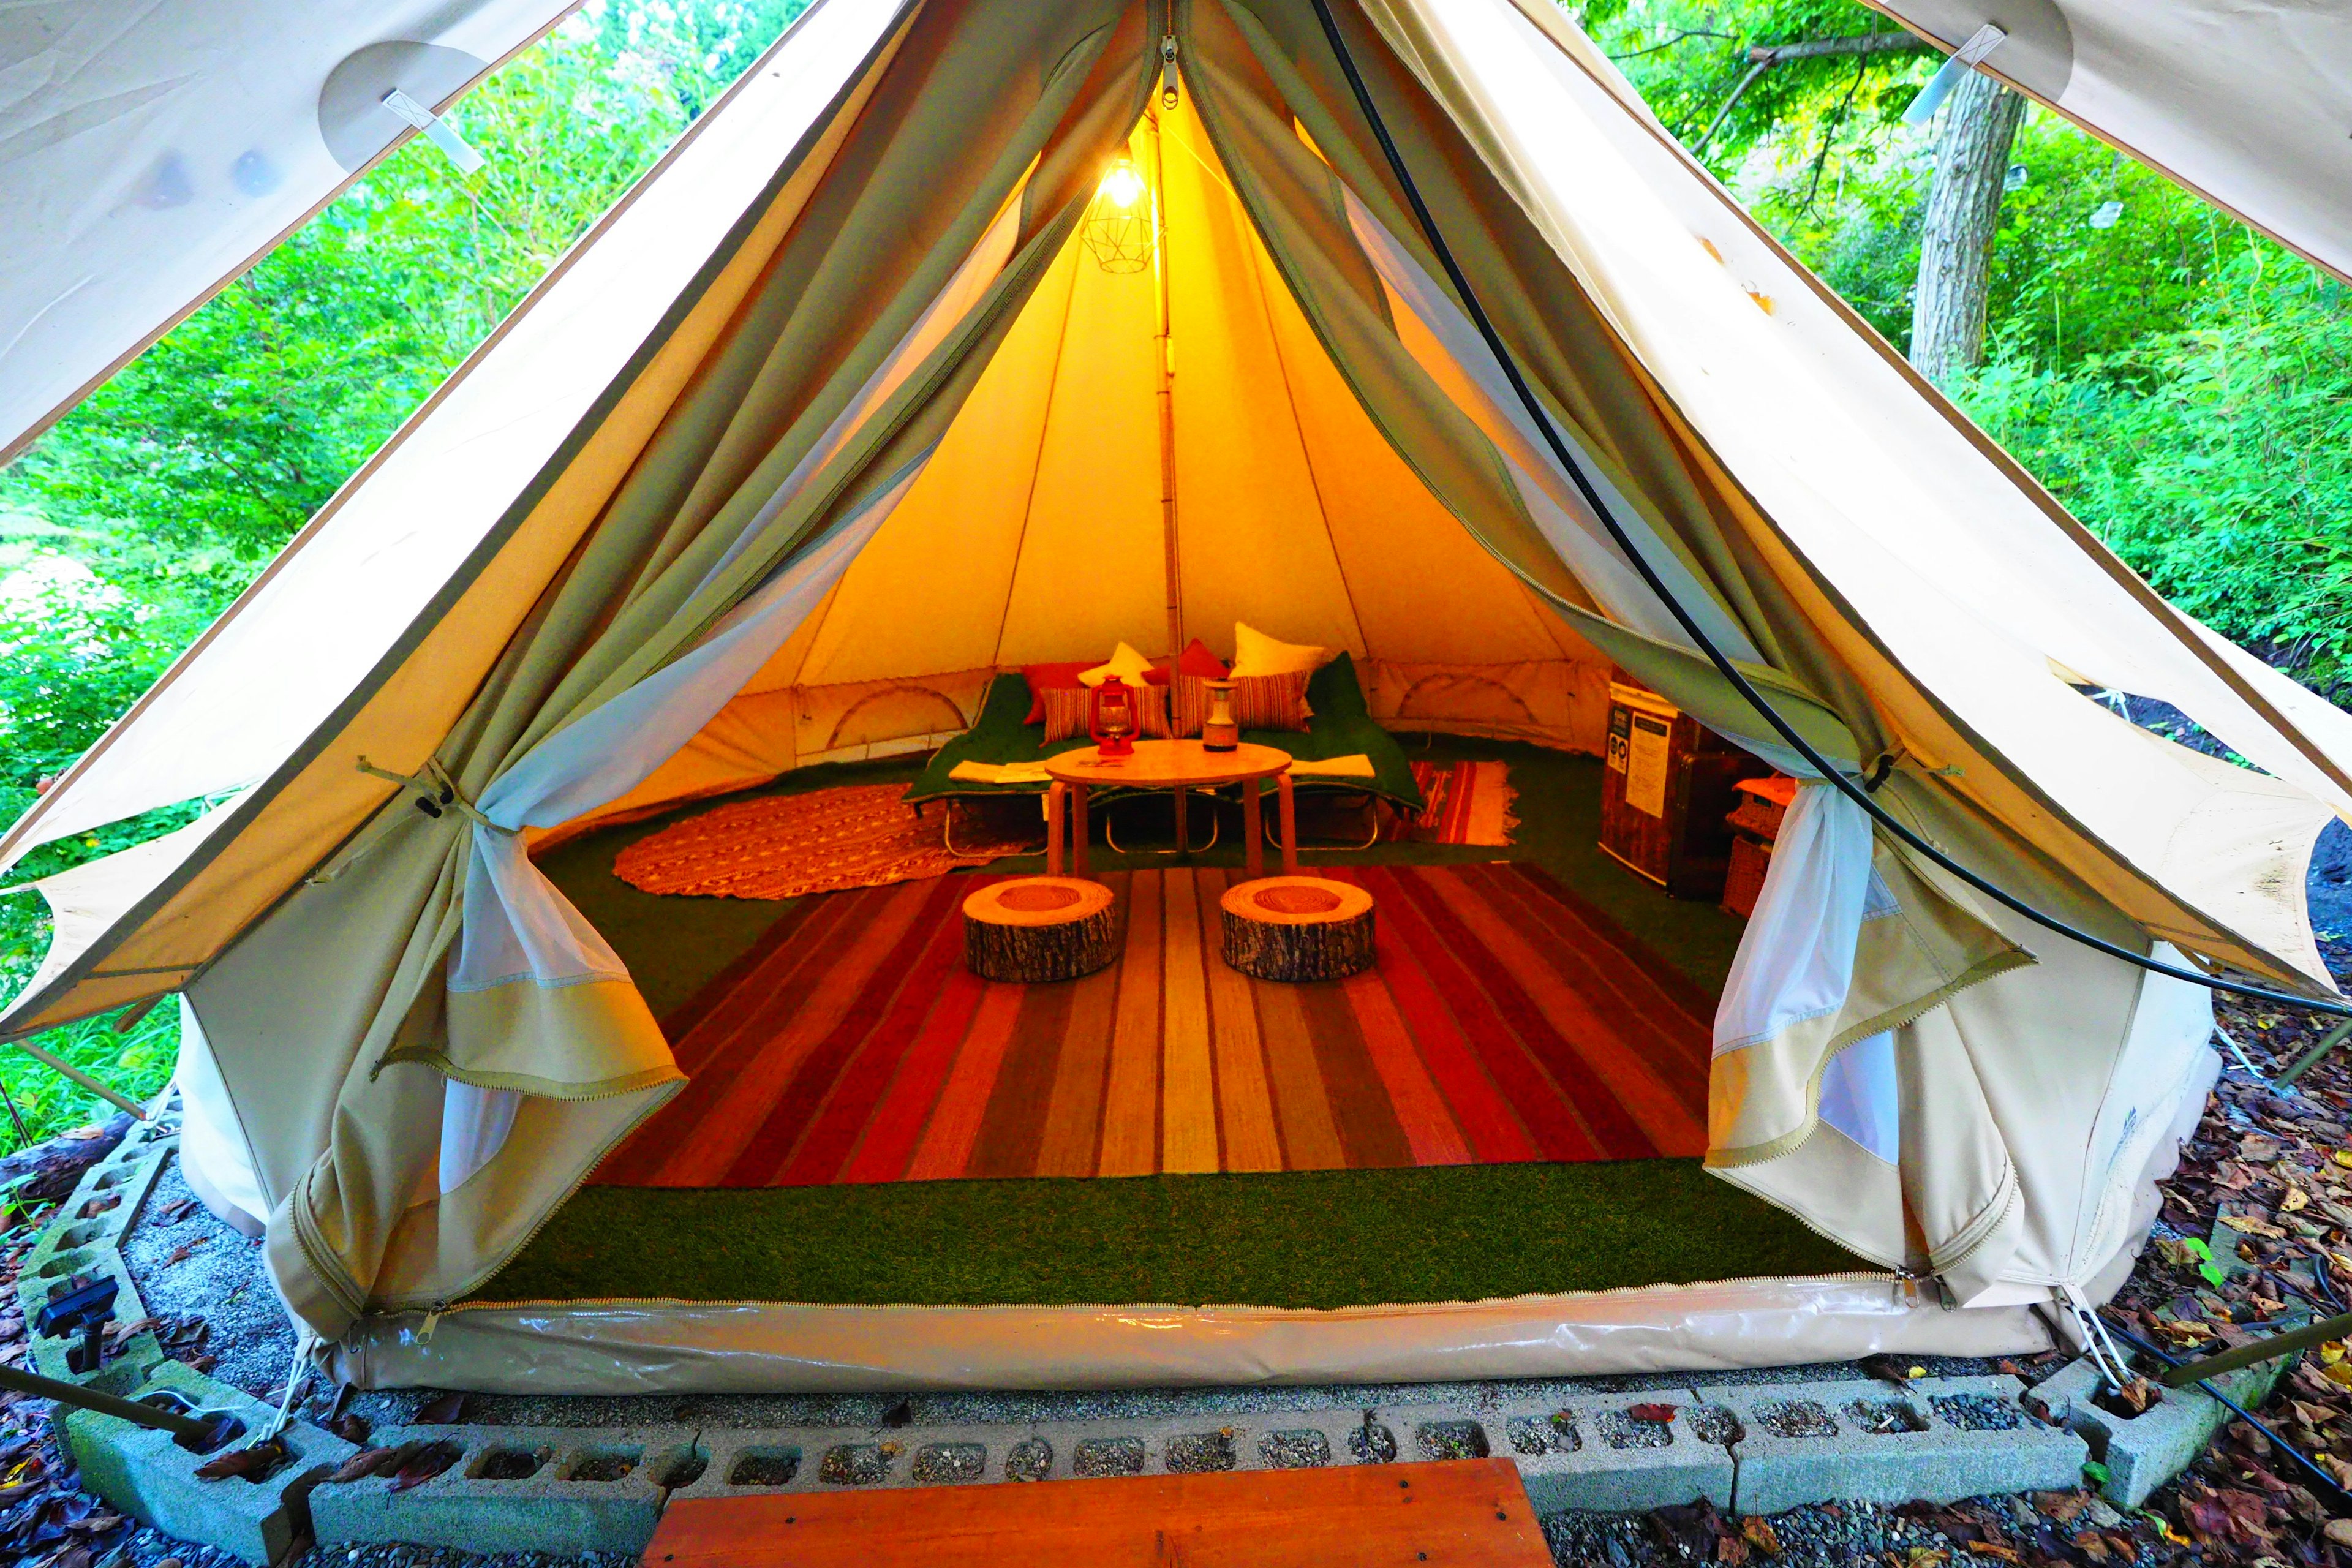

{"left": 1160, "top": 34, "right": 1180, "bottom": 111}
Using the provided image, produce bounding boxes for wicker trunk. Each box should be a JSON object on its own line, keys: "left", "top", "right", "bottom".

{"left": 1219, "top": 877, "right": 1376, "bottom": 982}
{"left": 963, "top": 877, "right": 1118, "bottom": 982}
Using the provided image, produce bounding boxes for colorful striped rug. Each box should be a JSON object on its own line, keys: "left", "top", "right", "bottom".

{"left": 1388, "top": 761, "right": 1517, "bottom": 846}
{"left": 592, "top": 863, "right": 1712, "bottom": 1189}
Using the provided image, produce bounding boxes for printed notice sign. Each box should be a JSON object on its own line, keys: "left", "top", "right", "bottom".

{"left": 1626, "top": 714, "right": 1670, "bottom": 818}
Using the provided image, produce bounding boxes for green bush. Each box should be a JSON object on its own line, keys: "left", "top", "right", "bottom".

{"left": 1959, "top": 255, "right": 2352, "bottom": 692}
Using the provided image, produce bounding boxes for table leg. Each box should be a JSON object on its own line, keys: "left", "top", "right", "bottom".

{"left": 1071, "top": 782, "right": 1090, "bottom": 880}
{"left": 1174, "top": 785, "right": 1188, "bottom": 856}
{"left": 1046, "top": 783, "right": 1065, "bottom": 878}
{"left": 1278, "top": 772, "right": 1298, "bottom": 875}
{"left": 1243, "top": 779, "right": 1264, "bottom": 881}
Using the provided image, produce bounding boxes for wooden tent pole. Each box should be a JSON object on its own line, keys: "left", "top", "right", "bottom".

{"left": 1150, "top": 108, "right": 1181, "bottom": 660}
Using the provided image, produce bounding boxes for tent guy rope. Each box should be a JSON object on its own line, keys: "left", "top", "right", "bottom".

{"left": 1304, "top": 0, "right": 2352, "bottom": 1023}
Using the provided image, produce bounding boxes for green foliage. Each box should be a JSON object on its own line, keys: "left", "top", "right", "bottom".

{"left": 1959, "top": 255, "right": 2352, "bottom": 691}
{"left": 0, "top": 0, "right": 804, "bottom": 1125}
{"left": 0, "top": 1001, "right": 179, "bottom": 1158}
{"left": 1583, "top": 0, "right": 1934, "bottom": 172}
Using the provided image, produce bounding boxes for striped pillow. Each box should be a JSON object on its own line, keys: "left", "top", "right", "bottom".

{"left": 1041, "top": 682, "right": 1170, "bottom": 744}
{"left": 1227, "top": 670, "right": 1313, "bottom": 733}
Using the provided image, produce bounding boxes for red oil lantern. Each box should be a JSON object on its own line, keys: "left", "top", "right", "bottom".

{"left": 1090, "top": 674, "right": 1137, "bottom": 758}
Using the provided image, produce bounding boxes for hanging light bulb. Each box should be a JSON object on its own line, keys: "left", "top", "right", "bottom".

{"left": 1082, "top": 156, "right": 1153, "bottom": 274}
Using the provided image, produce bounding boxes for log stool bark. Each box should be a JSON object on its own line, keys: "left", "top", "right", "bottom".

{"left": 963, "top": 877, "right": 1117, "bottom": 982}
{"left": 1220, "top": 877, "right": 1376, "bottom": 982}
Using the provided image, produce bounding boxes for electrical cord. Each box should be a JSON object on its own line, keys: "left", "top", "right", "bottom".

{"left": 1302, "top": 0, "right": 2352, "bottom": 1020}
{"left": 2100, "top": 1312, "right": 2352, "bottom": 1510}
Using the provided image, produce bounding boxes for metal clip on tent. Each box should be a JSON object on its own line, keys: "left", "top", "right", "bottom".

{"left": 1302, "top": 0, "right": 2352, "bottom": 1024}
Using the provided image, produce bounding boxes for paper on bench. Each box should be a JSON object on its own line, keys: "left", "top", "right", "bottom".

{"left": 1286, "top": 753, "right": 1377, "bottom": 778}
{"left": 949, "top": 760, "right": 1054, "bottom": 785}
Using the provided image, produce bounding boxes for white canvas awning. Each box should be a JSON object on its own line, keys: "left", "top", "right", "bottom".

{"left": 1858, "top": 1, "right": 2352, "bottom": 284}
{"left": 0, "top": 0, "right": 580, "bottom": 465}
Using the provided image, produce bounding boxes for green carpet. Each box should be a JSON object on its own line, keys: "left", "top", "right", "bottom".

{"left": 535, "top": 736, "right": 1749, "bottom": 1021}
{"left": 475, "top": 1161, "right": 1871, "bottom": 1308}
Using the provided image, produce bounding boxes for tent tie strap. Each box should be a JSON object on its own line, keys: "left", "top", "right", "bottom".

{"left": 356, "top": 757, "right": 499, "bottom": 831}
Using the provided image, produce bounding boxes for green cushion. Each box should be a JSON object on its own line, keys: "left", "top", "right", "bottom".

{"left": 905, "top": 655, "right": 1421, "bottom": 812}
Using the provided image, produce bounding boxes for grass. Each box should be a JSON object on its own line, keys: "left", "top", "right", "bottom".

{"left": 0, "top": 1000, "right": 176, "bottom": 1157}
{"left": 475, "top": 1161, "right": 1871, "bottom": 1308}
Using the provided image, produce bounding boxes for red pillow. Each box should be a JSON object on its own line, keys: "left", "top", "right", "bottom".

{"left": 1148, "top": 638, "right": 1229, "bottom": 687}
{"left": 1022, "top": 662, "right": 1092, "bottom": 725}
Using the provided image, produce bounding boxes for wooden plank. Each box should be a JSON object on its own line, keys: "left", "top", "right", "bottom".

{"left": 642, "top": 1458, "right": 1551, "bottom": 1568}
{"left": 1199, "top": 869, "right": 1282, "bottom": 1172}
{"left": 1096, "top": 870, "right": 1164, "bottom": 1176}
{"left": 1159, "top": 869, "right": 1219, "bottom": 1174}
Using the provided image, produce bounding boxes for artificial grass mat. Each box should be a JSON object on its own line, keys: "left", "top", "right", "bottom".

{"left": 474, "top": 1161, "right": 1871, "bottom": 1308}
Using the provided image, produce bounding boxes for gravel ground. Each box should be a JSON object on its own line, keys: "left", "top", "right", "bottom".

{"left": 117, "top": 1158, "right": 294, "bottom": 1403}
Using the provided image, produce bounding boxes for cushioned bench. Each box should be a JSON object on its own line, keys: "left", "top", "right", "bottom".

{"left": 905, "top": 653, "right": 1423, "bottom": 815}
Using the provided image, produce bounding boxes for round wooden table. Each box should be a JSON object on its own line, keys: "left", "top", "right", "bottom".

{"left": 1042, "top": 740, "right": 1297, "bottom": 881}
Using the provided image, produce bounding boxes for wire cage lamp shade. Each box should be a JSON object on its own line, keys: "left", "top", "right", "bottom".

{"left": 1082, "top": 156, "right": 1154, "bottom": 273}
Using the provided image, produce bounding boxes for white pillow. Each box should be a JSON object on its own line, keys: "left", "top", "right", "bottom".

{"left": 1079, "top": 641, "right": 1154, "bottom": 688}
{"left": 1229, "top": 622, "right": 1327, "bottom": 679}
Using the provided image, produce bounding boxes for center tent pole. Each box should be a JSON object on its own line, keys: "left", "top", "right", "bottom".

{"left": 1150, "top": 103, "right": 1181, "bottom": 662}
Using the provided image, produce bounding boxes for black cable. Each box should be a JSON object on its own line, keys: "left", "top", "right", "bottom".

{"left": 1303, "top": 0, "right": 2351, "bottom": 1020}
{"left": 2101, "top": 1313, "right": 2352, "bottom": 1510}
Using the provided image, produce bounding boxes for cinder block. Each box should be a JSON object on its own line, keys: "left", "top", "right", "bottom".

{"left": 1499, "top": 1391, "right": 1735, "bottom": 1513}
{"left": 1702, "top": 1376, "right": 2086, "bottom": 1515}
{"left": 61, "top": 1358, "right": 355, "bottom": 1565}
{"left": 2030, "top": 1354, "right": 2292, "bottom": 1509}
{"left": 309, "top": 1424, "right": 696, "bottom": 1556}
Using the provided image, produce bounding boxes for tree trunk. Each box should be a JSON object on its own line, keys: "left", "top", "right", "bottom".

{"left": 1910, "top": 69, "right": 2026, "bottom": 387}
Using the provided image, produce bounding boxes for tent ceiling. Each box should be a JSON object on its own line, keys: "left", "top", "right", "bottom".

{"left": 763, "top": 107, "right": 1578, "bottom": 694}
{"left": 1855, "top": 0, "right": 2352, "bottom": 284}
{"left": 0, "top": 0, "right": 581, "bottom": 466}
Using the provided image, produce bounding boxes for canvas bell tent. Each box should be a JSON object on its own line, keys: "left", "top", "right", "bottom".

{"left": 5, "top": 0, "right": 2351, "bottom": 1393}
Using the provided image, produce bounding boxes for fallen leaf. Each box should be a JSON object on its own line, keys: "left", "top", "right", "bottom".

{"left": 1739, "top": 1516, "right": 1781, "bottom": 1555}
{"left": 2282, "top": 1187, "right": 2312, "bottom": 1213}
{"left": 330, "top": 1413, "right": 370, "bottom": 1446}
{"left": 325, "top": 1443, "right": 417, "bottom": 1485}
{"left": 415, "top": 1391, "right": 468, "bottom": 1425}
{"left": 194, "top": 1439, "right": 287, "bottom": 1483}
{"left": 1857, "top": 1353, "right": 1913, "bottom": 1387}
{"left": 388, "top": 1439, "right": 461, "bottom": 1493}
{"left": 2034, "top": 1491, "right": 2089, "bottom": 1524}
{"left": 1627, "top": 1403, "right": 1678, "bottom": 1423}
{"left": 2326, "top": 1518, "right": 2352, "bottom": 1547}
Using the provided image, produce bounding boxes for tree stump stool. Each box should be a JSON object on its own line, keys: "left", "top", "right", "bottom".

{"left": 1220, "top": 876, "right": 1376, "bottom": 982}
{"left": 963, "top": 877, "right": 1117, "bottom": 982}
